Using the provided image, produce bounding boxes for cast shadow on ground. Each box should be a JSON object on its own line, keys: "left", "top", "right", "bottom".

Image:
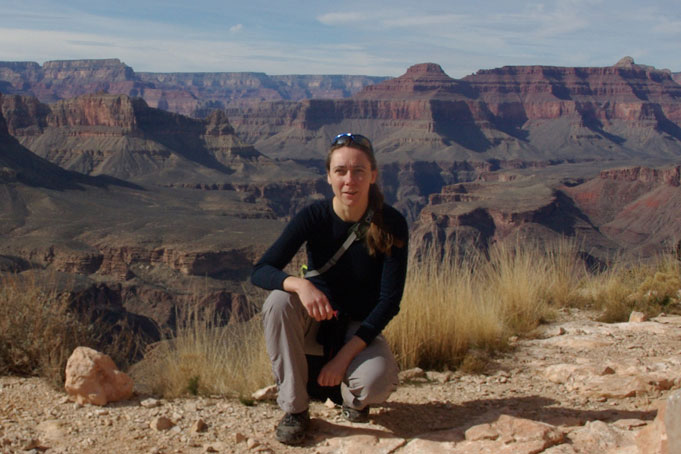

{"left": 304, "top": 395, "right": 656, "bottom": 446}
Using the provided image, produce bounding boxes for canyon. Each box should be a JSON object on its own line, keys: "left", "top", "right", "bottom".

{"left": 1, "top": 56, "right": 681, "bottom": 339}
{"left": 0, "top": 59, "right": 388, "bottom": 117}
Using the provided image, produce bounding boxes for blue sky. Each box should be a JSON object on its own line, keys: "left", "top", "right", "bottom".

{"left": 1, "top": 0, "right": 679, "bottom": 78}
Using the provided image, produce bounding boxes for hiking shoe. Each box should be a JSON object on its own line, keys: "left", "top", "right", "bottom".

{"left": 341, "top": 405, "right": 370, "bottom": 423}
{"left": 275, "top": 410, "right": 309, "bottom": 445}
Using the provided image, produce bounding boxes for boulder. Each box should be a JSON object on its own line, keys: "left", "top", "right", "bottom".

{"left": 570, "top": 420, "right": 636, "bottom": 453}
{"left": 629, "top": 311, "right": 648, "bottom": 323}
{"left": 64, "top": 346, "right": 133, "bottom": 406}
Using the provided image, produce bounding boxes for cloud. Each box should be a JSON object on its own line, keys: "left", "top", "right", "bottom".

{"left": 66, "top": 40, "right": 117, "bottom": 48}
{"left": 316, "top": 11, "right": 367, "bottom": 25}
{"left": 229, "top": 24, "right": 243, "bottom": 34}
{"left": 651, "top": 16, "right": 681, "bottom": 36}
{"left": 380, "top": 14, "right": 466, "bottom": 28}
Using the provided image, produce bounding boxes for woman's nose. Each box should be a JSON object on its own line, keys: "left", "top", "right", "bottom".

{"left": 343, "top": 171, "right": 356, "bottom": 184}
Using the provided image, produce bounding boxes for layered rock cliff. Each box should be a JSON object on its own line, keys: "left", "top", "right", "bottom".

{"left": 411, "top": 163, "right": 681, "bottom": 259}
{"left": 0, "top": 59, "right": 388, "bottom": 116}
{"left": 0, "top": 91, "right": 300, "bottom": 334}
{"left": 410, "top": 173, "right": 604, "bottom": 257}
{"left": 233, "top": 58, "right": 681, "bottom": 165}
{"left": 0, "top": 92, "right": 321, "bottom": 188}
{"left": 565, "top": 165, "right": 681, "bottom": 253}
{"left": 0, "top": 93, "right": 103, "bottom": 190}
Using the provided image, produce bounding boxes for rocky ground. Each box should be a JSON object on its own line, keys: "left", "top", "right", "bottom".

{"left": 1, "top": 309, "right": 680, "bottom": 454}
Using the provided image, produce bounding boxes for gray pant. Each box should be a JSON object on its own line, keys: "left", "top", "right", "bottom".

{"left": 262, "top": 290, "right": 399, "bottom": 414}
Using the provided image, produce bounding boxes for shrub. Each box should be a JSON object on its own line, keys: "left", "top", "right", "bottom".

{"left": 0, "top": 274, "right": 93, "bottom": 387}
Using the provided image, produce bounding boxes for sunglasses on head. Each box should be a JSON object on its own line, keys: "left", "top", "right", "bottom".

{"left": 331, "top": 133, "right": 373, "bottom": 153}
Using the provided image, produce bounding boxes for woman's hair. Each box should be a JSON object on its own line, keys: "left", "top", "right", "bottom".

{"left": 327, "top": 134, "right": 404, "bottom": 256}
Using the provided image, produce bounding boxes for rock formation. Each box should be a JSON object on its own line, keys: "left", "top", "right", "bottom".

{"left": 410, "top": 163, "right": 681, "bottom": 259}
{"left": 0, "top": 95, "right": 288, "bottom": 333}
{"left": 565, "top": 165, "right": 681, "bottom": 255}
{"left": 0, "top": 92, "right": 323, "bottom": 189}
{"left": 227, "top": 58, "right": 681, "bottom": 167}
{"left": 0, "top": 59, "right": 388, "bottom": 116}
{"left": 64, "top": 346, "right": 133, "bottom": 406}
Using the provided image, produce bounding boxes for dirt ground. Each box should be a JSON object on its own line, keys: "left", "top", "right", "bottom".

{"left": 1, "top": 309, "right": 679, "bottom": 453}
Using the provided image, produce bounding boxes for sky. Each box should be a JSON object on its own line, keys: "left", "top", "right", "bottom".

{"left": 0, "top": 0, "right": 679, "bottom": 78}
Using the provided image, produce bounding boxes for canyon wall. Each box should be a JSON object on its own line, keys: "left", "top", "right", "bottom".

{"left": 0, "top": 59, "right": 388, "bottom": 116}
{"left": 3, "top": 58, "right": 681, "bottom": 338}
{"left": 411, "top": 163, "right": 681, "bottom": 260}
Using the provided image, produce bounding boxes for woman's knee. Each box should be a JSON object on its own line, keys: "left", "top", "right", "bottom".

{"left": 263, "top": 290, "right": 297, "bottom": 320}
{"left": 348, "top": 353, "right": 398, "bottom": 398}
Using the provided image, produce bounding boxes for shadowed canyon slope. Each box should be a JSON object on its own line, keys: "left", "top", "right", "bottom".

{"left": 0, "top": 92, "right": 310, "bottom": 184}
{"left": 0, "top": 94, "right": 311, "bottom": 333}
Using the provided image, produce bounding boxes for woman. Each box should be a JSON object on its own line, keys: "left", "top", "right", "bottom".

{"left": 251, "top": 133, "right": 408, "bottom": 445}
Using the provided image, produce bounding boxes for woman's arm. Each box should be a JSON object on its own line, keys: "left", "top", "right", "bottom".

{"left": 354, "top": 214, "right": 409, "bottom": 344}
{"left": 283, "top": 275, "right": 335, "bottom": 321}
{"left": 250, "top": 206, "right": 315, "bottom": 291}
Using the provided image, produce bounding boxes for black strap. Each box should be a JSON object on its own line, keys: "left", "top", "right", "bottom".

{"left": 303, "top": 208, "right": 374, "bottom": 278}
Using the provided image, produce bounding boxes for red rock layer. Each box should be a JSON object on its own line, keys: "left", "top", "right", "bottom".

{"left": 0, "top": 59, "right": 387, "bottom": 116}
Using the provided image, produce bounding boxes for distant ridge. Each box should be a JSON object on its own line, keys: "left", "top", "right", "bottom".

{"left": 223, "top": 57, "right": 681, "bottom": 164}
{"left": 0, "top": 59, "right": 389, "bottom": 116}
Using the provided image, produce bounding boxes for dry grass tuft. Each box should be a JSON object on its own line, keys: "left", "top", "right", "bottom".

{"left": 0, "top": 274, "right": 93, "bottom": 387}
{"left": 130, "top": 304, "right": 271, "bottom": 399}
{"left": 385, "top": 245, "right": 504, "bottom": 370}
{"left": 581, "top": 252, "right": 681, "bottom": 322}
{"left": 387, "top": 237, "right": 681, "bottom": 372}
{"left": 4, "top": 236, "right": 679, "bottom": 393}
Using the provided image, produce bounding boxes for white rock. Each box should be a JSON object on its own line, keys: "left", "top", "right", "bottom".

{"left": 399, "top": 367, "right": 426, "bottom": 382}
{"left": 140, "top": 398, "right": 161, "bottom": 408}
{"left": 629, "top": 311, "right": 648, "bottom": 323}
{"left": 252, "top": 385, "right": 277, "bottom": 401}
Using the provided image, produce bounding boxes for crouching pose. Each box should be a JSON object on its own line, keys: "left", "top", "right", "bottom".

{"left": 250, "top": 133, "right": 409, "bottom": 445}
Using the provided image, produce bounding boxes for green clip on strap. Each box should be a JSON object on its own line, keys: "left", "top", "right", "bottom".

{"left": 302, "top": 208, "right": 374, "bottom": 278}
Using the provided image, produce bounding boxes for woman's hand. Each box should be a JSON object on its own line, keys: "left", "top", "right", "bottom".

{"left": 317, "top": 336, "right": 367, "bottom": 387}
{"left": 317, "top": 355, "right": 348, "bottom": 387}
{"left": 283, "top": 276, "right": 334, "bottom": 321}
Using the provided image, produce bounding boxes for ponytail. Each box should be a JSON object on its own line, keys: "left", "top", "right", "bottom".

{"left": 365, "top": 184, "right": 404, "bottom": 256}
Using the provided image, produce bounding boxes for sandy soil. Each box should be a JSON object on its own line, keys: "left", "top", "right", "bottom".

{"left": 1, "top": 309, "right": 679, "bottom": 453}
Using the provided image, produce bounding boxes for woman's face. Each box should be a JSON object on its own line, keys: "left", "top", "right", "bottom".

{"left": 327, "top": 146, "right": 377, "bottom": 210}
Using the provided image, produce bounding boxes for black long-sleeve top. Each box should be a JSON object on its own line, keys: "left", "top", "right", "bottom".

{"left": 250, "top": 199, "right": 409, "bottom": 345}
